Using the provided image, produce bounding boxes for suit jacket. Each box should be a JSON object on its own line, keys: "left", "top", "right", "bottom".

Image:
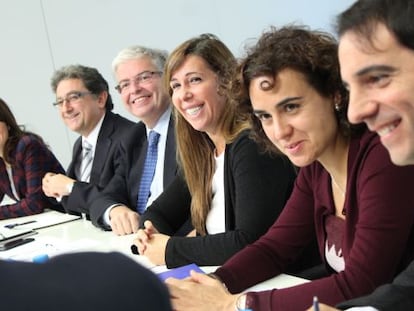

{"left": 63, "top": 111, "right": 134, "bottom": 214}
{"left": 89, "top": 115, "right": 177, "bottom": 229}
{"left": 0, "top": 135, "right": 65, "bottom": 219}
{"left": 140, "top": 130, "right": 297, "bottom": 268}
{"left": 0, "top": 252, "right": 172, "bottom": 311}
{"left": 337, "top": 260, "right": 414, "bottom": 310}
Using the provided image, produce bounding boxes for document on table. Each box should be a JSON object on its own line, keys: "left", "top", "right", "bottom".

{"left": 0, "top": 235, "right": 100, "bottom": 262}
{"left": 0, "top": 210, "right": 81, "bottom": 230}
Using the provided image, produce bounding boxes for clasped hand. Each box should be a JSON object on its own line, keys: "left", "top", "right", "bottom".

{"left": 42, "top": 172, "right": 74, "bottom": 198}
{"left": 133, "top": 220, "right": 170, "bottom": 265}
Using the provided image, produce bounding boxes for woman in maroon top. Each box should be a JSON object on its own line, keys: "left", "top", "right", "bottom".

{"left": 166, "top": 26, "right": 414, "bottom": 310}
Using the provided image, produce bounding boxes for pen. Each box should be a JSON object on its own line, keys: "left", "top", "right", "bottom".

{"left": 313, "top": 296, "right": 320, "bottom": 311}
{"left": 4, "top": 220, "right": 37, "bottom": 229}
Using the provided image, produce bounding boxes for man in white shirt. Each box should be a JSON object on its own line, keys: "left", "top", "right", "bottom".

{"left": 42, "top": 65, "right": 134, "bottom": 215}
{"left": 88, "top": 46, "right": 180, "bottom": 236}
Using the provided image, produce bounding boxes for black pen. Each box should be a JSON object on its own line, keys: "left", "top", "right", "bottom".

{"left": 4, "top": 220, "right": 37, "bottom": 229}
{"left": 313, "top": 296, "right": 320, "bottom": 311}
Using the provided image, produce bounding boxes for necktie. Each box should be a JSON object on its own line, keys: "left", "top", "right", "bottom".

{"left": 137, "top": 131, "right": 160, "bottom": 214}
{"left": 80, "top": 140, "right": 93, "bottom": 182}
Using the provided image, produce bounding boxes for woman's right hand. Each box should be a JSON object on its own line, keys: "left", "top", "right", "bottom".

{"left": 134, "top": 220, "right": 159, "bottom": 254}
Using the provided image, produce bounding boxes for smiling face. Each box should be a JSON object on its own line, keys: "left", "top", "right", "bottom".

{"left": 339, "top": 23, "right": 414, "bottom": 165}
{"left": 55, "top": 78, "right": 106, "bottom": 137}
{"left": 249, "top": 68, "right": 339, "bottom": 167}
{"left": 169, "top": 55, "right": 226, "bottom": 137}
{"left": 115, "top": 57, "right": 169, "bottom": 128}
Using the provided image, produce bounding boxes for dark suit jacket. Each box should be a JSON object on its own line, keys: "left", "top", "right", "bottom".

{"left": 89, "top": 116, "right": 177, "bottom": 229}
{"left": 337, "top": 260, "right": 414, "bottom": 310}
{"left": 0, "top": 252, "right": 172, "bottom": 311}
{"left": 63, "top": 111, "right": 134, "bottom": 215}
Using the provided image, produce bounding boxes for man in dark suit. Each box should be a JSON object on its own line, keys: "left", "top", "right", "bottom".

{"left": 89, "top": 46, "right": 179, "bottom": 235}
{"left": 42, "top": 65, "right": 134, "bottom": 215}
{"left": 0, "top": 252, "right": 172, "bottom": 311}
{"left": 308, "top": 1, "right": 414, "bottom": 310}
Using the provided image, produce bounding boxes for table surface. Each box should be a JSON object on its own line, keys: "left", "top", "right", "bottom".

{"left": 0, "top": 210, "right": 309, "bottom": 291}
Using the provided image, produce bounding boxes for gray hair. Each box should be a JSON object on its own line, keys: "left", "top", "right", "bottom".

{"left": 111, "top": 46, "right": 168, "bottom": 76}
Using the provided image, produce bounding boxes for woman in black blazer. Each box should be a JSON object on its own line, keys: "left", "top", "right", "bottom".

{"left": 134, "top": 34, "right": 297, "bottom": 268}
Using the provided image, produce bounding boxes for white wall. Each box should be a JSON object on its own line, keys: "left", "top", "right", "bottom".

{"left": 0, "top": 0, "right": 355, "bottom": 168}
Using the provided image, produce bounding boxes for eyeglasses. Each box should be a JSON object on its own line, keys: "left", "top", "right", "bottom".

{"left": 115, "top": 71, "right": 162, "bottom": 93}
{"left": 53, "top": 91, "right": 92, "bottom": 107}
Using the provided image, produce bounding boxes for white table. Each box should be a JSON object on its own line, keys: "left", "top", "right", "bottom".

{"left": 0, "top": 211, "right": 309, "bottom": 291}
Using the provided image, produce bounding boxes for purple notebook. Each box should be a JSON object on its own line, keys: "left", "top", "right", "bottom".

{"left": 157, "top": 263, "right": 205, "bottom": 281}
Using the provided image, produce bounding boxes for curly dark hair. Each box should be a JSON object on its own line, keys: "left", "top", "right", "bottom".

{"left": 234, "top": 25, "right": 364, "bottom": 154}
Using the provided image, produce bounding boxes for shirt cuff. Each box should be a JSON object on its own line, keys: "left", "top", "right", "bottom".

{"left": 103, "top": 204, "right": 122, "bottom": 226}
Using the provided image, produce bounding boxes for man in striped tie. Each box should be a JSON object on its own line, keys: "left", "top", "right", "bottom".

{"left": 42, "top": 65, "right": 134, "bottom": 215}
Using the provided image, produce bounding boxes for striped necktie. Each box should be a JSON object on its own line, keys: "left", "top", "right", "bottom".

{"left": 80, "top": 140, "right": 93, "bottom": 182}
{"left": 136, "top": 131, "right": 160, "bottom": 214}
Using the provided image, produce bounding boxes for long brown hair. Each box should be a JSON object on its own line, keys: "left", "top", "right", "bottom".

{"left": 0, "top": 98, "right": 44, "bottom": 165}
{"left": 164, "top": 34, "right": 251, "bottom": 235}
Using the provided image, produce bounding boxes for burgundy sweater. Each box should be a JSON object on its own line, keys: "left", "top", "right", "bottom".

{"left": 215, "top": 130, "right": 414, "bottom": 310}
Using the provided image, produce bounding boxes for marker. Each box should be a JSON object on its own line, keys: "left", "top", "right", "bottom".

{"left": 4, "top": 220, "right": 37, "bottom": 229}
{"left": 313, "top": 296, "right": 320, "bottom": 311}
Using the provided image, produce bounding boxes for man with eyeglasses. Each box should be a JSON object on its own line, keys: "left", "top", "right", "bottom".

{"left": 88, "top": 46, "right": 181, "bottom": 236}
{"left": 42, "top": 64, "right": 134, "bottom": 216}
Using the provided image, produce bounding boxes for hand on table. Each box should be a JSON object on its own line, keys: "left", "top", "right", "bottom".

{"left": 109, "top": 205, "right": 139, "bottom": 235}
{"left": 42, "top": 172, "right": 74, "bottom": 198}
{"left": 134, "top": 220, "right": 169, "bottom": 265}
{"left": 166, "top": 270, "right": 238, "bottom": 311}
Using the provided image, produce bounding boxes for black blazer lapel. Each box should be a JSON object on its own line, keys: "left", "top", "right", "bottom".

{"left": 67, "top": 137, "right": 82, "bottom": 179}
{"left": 90, "top": 114, "right": 115, "bottom": 183}
{"left": 163, "top": 115, "right": 177, "bottom": 187}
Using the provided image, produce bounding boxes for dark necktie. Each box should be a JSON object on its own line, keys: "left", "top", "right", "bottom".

{"left": 80, "top": 141, "right": 93, "bottom": 182}
{"left": 136, "top": 131, "right": 160, "bottom": 214}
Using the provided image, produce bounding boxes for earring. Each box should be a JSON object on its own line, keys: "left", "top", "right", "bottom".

{"left": 334, "top": 94, "right": 342, "bottom": 111}
{"left": 335, "top": 102, "right": 341, "bottom": 111}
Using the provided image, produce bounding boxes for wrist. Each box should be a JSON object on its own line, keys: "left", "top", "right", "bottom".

{"left": 235, "top": 293, "right": 252, "bottom": 311}
{"left": 207, "top": 273, "right": 228, "bottom": 292}
{"left": 235, "top": 294, "right": 246, "bottom": 311}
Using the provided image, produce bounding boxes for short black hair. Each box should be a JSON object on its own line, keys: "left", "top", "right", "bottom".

{"left": 336, "top": 0, "right": 414, "bottom": 51}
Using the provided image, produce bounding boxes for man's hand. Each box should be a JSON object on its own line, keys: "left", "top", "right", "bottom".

{"left": 109, "top": 205, "right": 139, "bottom": 235}
{"left": 42, "top": 172, "right": 75, "bottom": 198}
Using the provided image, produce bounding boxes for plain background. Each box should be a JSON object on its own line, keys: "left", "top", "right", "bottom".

{"left": 0, "top": 0, "right": 355, "bottom": 168}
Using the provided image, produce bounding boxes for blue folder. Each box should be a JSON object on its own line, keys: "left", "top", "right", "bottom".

{"left": 157, "top": 263, "right": 205, "bottom": 281}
